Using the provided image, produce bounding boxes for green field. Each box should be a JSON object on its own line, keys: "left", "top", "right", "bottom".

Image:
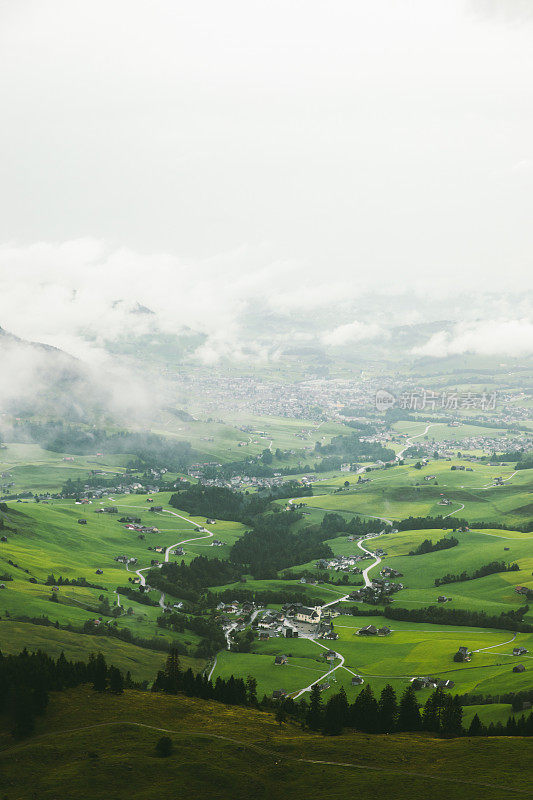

{"left": 302, "top": 460, "right": 533, "bottom": 527}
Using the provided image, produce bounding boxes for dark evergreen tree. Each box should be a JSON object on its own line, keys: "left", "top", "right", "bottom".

{"left": 397, "top": 685, "right": 421, "bottom": 732}
{"left": 306, "top": 684, "right": 324, "bottom": 731}
{"left": 92, "top": 652, "right": 107, "bottom": 693}
{"left": 467, "top": 713, "right": 484, "bottom": 736}
{"left": 350, "top": 684, "right": 378, "bottom": 733}
{"left": 108, "top": 666, "right": 124, "bottom": 695}
{"left": 165, "top": 649, "right": 182, "bottom": 693}
{"left": 378, "top": 684, "right": 398, "bottom": 733}
{"left": 246, "top": 675, "right": 258, "bottom": 706}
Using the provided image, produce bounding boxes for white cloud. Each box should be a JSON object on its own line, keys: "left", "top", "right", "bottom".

{"left": 412, "top": 319, "right": 533, "bottom": 358}
{"left": 321, "top": 320, "right": 385, "bottom": 347}
{"left": 0, "top": 239, "right": 531, "bottom": 366}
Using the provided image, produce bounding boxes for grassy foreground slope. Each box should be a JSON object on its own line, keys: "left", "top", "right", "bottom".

{"left": 0, "top": 687, "right": 532, "bottom": 800}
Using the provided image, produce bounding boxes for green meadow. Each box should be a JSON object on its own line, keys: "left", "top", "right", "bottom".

{"left": 303, "top": 460, "right": 533, "bottom": 527}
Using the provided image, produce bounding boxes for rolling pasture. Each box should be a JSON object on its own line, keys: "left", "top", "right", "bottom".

{"left": 0, "top": 494, "right": 246, "bottom": 674}
{"left": 302, "top": 459, "right": 533, "bottom": 527}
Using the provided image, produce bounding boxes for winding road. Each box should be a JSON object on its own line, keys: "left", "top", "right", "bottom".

{"left": 396, "top": 423, "right": 437, "bottom": 461}
{"left": 357, "top": 536, "right": 382, "bottom": 587}
{"left": 121, "top": 505, "right": 214, "bottom": 598}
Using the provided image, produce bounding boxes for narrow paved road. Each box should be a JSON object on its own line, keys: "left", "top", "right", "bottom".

{"left": 293, "top": 640, "right": 347, "bottom": 698}
{"left": 396, "top": 423, "right": 437, "bottom": 461}
{"left": 442, "top": 502, "right": 465, "bottom": 519}
{"left": 121, "top": 505, "right": 214, "bottom": 594}
{"left": 207, "top": 655, "right": 217, "bottom": 681}
{"left": 357, "top": 537, "right": 382, "bottom": 587}
{"left": 472, "top": 633, "right": 517, "bottom": 653}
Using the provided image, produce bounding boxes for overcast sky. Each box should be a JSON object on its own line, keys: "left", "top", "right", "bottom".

{"left": 0, "top": 0, "right": 532, "bottom": 360}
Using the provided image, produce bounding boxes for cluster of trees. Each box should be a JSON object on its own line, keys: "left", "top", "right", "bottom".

{"left": 457, "top": 687, "right": 533, "bottom": 711}
{"left": 152, "top": 650, "right": 258, "bottom": 705}
{"left": 148, "top": 556, "right": 240, "bottom": 596}
{"left": 319, "top": 513, "right": 386, "bottom": 537}
{"left": 300, "top": 683, "right": 463, "bottom": 738}
{"left": 156, "top": 612, "right": 225, "bottom": 657}
{"left": 0, "top": 649, "right": 132, "bottom": 738}
{"left": 116, "top": 585, "right": 160, "bottom": 606}
{"left": 397, "top": 515, "right": 469, "bottom": 531}
{"left": 467, "top": 712, "right": 533, "bottom": 737}
{"left": 9, "top": 420, "right": 195, "bottom": 471}
{"left": 170, "top": 485, "right": 272, "bottom": 524}
{"left": 409, "top": 535, "right": 459, "bottom": 556}
{"left": 384, "top": 605, "right": 533, "bottom": 633}
{"left": 434, "top": 560, "right": 519, "bottom": 587}
{"left": 45, "top": 574, "right": 105, "bottom": 590}
{"left": 515, "top": 454, "right": 533, "bottom": 470}
{"left": 211, "top": 587, "right": 308, "bottom": 606}
{"left": 229, "top": 512, "right": 332, "bottom": 578}
{"left": 340, "top": 420, "right": 377, "bottom": 434}
{"left": 315, "top": 433, "right": 395, "bottom": 463}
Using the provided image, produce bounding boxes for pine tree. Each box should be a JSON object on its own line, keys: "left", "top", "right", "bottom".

{"left": 92, "top": 652, "right": 107, "bottom": 693}
{"left": 467, "top": 713, "right": 483, "bottom": 736}
{"left": 378, "top": 684, "right": 398, "bottom": 733}
{"left": 350, "top": 684, "right": 378, "bottom": 733}
{"left": 306, "top": 683, "right": 324, "bottom": 731}
{"left": 323, "top": 694, "right": 344, "bottom": 736}
{"left": 246, "top": 675, "right": 258, "bottom": 706}
{"left": 108, "top": 666, "right": 124, "bottom": 695}
{"left": 164, "top": 649, "right": 182, "bottom": 693}
{"left": 438, "top": 694, "right": 463, "bottom": 738}
{"left": 422, "top": 687, "right": 444, "bottom": 732}
{"left": 398, "top": 685, "right": 421, "bottom": 732}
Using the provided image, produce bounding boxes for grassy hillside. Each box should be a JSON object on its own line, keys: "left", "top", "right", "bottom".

{"left": 0, "top": 687, "right": 531, "bottom": 800}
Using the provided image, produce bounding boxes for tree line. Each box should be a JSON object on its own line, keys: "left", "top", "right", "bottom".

{"left": 434, "top": 560, "right": 519, "bottom": 587}
{"left": 409, "top": 535, "right": 458, "bottom": 556}
{"left": 0, "top": 648, "right": 135, "bottom": 738}
{"left": 384, "top": 605, "right": 533, "bottom": 633}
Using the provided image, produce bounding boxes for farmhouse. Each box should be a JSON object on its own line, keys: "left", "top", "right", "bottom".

{"left": 437, "top": 679, "right": 455, "bottom": 689}
{"left": 77, "top": 519, "right": 87, "bottom": 525}
{"left": 377, "top": 626, "right": 391, "bottom": 636}
{"left": 412, "top": 677, "right": 438, "bottom": 690}
{"left": 513, "top": 647, "right": 529, "bottom": 656}
{"left": 513, "top": 664, "right": 526, "bottom": 673}
{"left": 272, "top": 690, "right": 287, "bottom": 699}
{"left": 274, "top": 655, "right": 288, "bottom": 665}
{"left": 150, "top": 506, "right": 163, "bottom": 513}
{"left": 358, "top": 624, "right": 378, "bottom": 636}
{"left": 324, "top": 649, "right": 336, "bottom": 661}
{"left": 351, "top": 675, "right": 364, "bottom": 685}
{"left": 453, "top": 646, "right": 471, "bottom": 663}
{"left": 295, "top": 606, "right": 321, "bottom": 624}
